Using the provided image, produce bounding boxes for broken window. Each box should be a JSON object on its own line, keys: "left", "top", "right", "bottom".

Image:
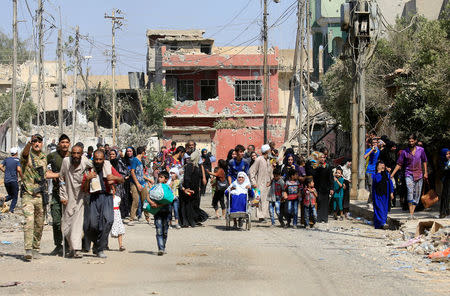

{"left": 200, "top": 80, "right": 217, "bottom": 100}
{"left": 234, "top": 80, "right": 262, "bottom": 101}
{"left": 200, "top": 44, "right": 212, "bottom": 55}
{"left": 177, "top": 80, "right": 194, "bottom": 101}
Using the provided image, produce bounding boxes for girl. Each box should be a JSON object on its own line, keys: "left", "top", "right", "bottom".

{"left": 283, "top": 169, "right": 301, "bottom": 228}
{"left": 168, "top": 167, "right": 181, "bottom": 229}
{"left": 332, "top": 168, "right": 345, "bottom": 220}
{"left": 111, "top": 186, "right": 125, "bottom": 251}
{"left": 208, "top": 159, "right": 228, "bottom": 219}
{"left": 372, "top": 161, "right": 394, "bottom": 229}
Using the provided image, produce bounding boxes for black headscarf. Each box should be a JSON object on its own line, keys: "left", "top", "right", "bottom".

{"left": 375, "top": 170, "right": 389, "bottom": 196}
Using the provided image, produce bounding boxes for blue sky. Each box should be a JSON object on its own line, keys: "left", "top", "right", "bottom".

{"left": 1, "top": 0, "right": 298, "bottom": 75}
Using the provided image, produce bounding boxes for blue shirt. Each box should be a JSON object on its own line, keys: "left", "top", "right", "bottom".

{"left": 227, "top": 158, "right": 249, "bottom": 182}
{"left": 2, "top": 157, "right": 20, "bottom": 183}
{"left": 365, "top": 148, "right": 380, "bottom": 174}
{"left": 130, "top": 157, "right": 146, "bottom": 186}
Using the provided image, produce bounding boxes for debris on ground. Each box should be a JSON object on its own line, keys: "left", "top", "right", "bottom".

{"left": 0, "top": 281, "right": 21, "bottom": 287}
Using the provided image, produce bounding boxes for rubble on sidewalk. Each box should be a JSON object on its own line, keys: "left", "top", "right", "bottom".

{"left": 393, "top": 221, "right": 449, "bottom": 260}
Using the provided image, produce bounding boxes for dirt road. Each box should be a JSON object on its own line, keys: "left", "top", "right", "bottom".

{"left": 1, "top": 197, "right": 449, "bottom": 296}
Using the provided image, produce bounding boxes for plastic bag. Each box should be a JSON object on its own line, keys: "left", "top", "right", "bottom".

{"left": 149, "top": 184, "right": 165, "bottom": 201}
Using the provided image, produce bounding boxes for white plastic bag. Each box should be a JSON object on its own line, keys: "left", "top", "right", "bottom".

{"left": 149, "top": 183, "right": 164, "bottom": 201}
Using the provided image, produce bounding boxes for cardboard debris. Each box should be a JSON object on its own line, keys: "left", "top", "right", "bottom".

{"left": 415, "top": 221, "right": 443, "bottom": 238}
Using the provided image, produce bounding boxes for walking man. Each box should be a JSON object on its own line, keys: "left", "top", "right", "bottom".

{"left": 392, "top": 134, "right": 428, "bottom": 219}
{"left": 129, "top": 146, "right": 149, "bottom": 225}
{"left": 249, "top": 144, "right": 273, "bottom": 222}
{"left": 0, "top": 147, "right": 22, "bottom": 213}
{"left": 59, "top": 144, "right": 92, "bottom": 258}
{"left": 47, "top": 134, "right": 71, "bottom": 256}
{"left": 82, "top": 150, "right": 124, "bottom": 258}
{"left": 21, "top": 134, "right": 57, "bottom": 260}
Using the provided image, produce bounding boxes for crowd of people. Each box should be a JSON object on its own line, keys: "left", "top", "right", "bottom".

{"left": 0, "top": 131, "right": 449, "bottom": 261}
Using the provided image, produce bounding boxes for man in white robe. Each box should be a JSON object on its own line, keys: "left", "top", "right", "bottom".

{"left": 59, "top": 144, "right": 92, "bottom": 258}
{"left": 249, "top": 144, "right": 273, "bottom": 222}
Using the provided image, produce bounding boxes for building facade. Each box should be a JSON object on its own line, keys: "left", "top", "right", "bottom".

{"left": 147, "top": 30, "right": 289, "bottom": 159}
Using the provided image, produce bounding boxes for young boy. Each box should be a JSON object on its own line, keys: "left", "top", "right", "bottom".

{"left": 333, "top": 167, "right": 345, "bottom": 220}
{"left": 147, "top": 171, "right": 171, "bottom": 256}
{"left": 303, "top": 178, "right": 318, "bottom": 228}
{"left": 283, "top": 169, "right": 301, "bottom": 229}
{"left": 268, "top": 168, "right": 285, "bottom": 227}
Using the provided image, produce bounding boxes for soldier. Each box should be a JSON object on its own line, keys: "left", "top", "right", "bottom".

{"left": 47, "top": 134, "right": 71, "bottom": 256}
{"left": 21, "top": 134, "right": 58, "bottom": 260}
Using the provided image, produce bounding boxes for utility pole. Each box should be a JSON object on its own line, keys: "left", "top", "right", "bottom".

{"left": 11, "top": 0, "right": 18, "bottom": 147}
{"left": 357, "top": 40, "right": 367, "bottom": 190}
{"left": 305, "top": 0, "right": 311, "bottom": 155}
{"left": 262, "top": 0, "right": 269, "bottom": 144}
{"left": 37, "top": 0, "right": 43, "bottom": 129}
{"left": 341, "top": 0, "right": 374, "bottom": 198}
{"left": 72, "top": 26, "right": 79, "bottom": 143}
{"left": 297, "top": 1, "right": 305, "bottom": 153}
{"left": 284, "top": 0, "right": 303, "bottom": 143}
{"left": 57, "top": 29, "right": 63, "bottom": 134}
{"left": 105, "top": 9, "right": 124, "bottom": 146}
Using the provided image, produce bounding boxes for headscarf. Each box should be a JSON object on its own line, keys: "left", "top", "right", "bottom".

{"left": 375, "top": 170, "right": 389, "bottom": 196}
{"left": 169, "top": 167, "right": 180, "bottom": 179}
{"left": 109, "top": 149, "right": 120, "bottom": 168}
{"left": 228, "top": 171, "right": 251, "bottom": 195}
{"left": 309, "top": 151, "right": 321, "bottom": 169}
{"left": 189, "top": 150, "right": 200, "bottom": 167}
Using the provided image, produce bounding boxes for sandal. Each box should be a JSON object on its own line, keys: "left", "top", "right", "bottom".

{"left": 119, "top": 246, "right": 126, "bottom": 252}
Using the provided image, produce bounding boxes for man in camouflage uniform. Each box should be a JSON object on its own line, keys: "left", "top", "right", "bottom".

{"left": 47, "top": 134, "right": 71, "bottom": 256}
{"left": 21, "top": 134, "right": 58, "bottom": 260}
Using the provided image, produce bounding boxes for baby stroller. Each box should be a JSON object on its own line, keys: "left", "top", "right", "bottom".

{"left": 225, "top": 190, "right": 253, "bottom": 231}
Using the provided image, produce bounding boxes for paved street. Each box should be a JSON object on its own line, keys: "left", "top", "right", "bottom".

{"left": 1, "top": 196, "right": 449, "bottom": 296}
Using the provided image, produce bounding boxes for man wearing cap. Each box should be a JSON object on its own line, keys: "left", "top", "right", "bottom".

{"left": 46, "top": 134, "right": 71, "bottom": 256}
{"left": 0, "top": 147, "right": 23, "bottom": 213}
{"left": 20, "top": 134, "right": 58, "bottom": 260}
{"left": 249, "top": 144, "right": 273, "bottom": 222}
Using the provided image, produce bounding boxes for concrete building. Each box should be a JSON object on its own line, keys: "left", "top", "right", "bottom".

{"left": 146, "top": 29, "right": 305, "bottom": 159}
{"left": 310, "top": 0, "right": 447, "bottom": 80}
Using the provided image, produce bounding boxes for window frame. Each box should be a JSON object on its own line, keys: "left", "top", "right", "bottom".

{"left": 234, "top": 80, "right": 262, "bottom": 101}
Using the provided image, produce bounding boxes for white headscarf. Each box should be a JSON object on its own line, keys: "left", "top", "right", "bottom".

{"left": 228, "top": 171, "right": 251, "bottom": 195}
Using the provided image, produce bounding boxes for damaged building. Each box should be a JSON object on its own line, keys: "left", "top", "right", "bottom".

{"left": 147, "top": 29, "right": 294, "bottom": 159}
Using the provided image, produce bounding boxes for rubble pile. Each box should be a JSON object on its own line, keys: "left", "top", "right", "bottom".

{"left": 395, "top": 221, "right": 450, "bottom": 262}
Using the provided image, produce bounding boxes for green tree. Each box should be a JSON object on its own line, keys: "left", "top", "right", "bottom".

{"left": 322, "top": 8, "right": 450, "bottom": 147}
{"left": 0, "top": 89, "right": 36, "bottom": 131}
{"left": 140, "top": 85, "right": 174, "bottom": 130}
{"left": 0, "top": 30, "right": 33, "bottom": 64}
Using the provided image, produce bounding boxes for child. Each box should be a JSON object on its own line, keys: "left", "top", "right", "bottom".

{"left": 208, "top": 159, "right": 228, "bottom": 219}
{"left": 303, "top": 178, "right": 318, "bottom": 228}
{"left": 147, "top": 171, "right": 171, "bottom": 256}
{"left": 267, "top": 168, "right": 285, "bottom": 227}
{"left": 110, "top": 186, "right": 126, "bottom": 251}
{"left": 283, "top": 169, "right": 301, "bottom": 229}
{"left": 333, "top": 167, "right": 345, "bottom": 220}
{"left": 168, "top": 168, "right": 181, "bottom": 229}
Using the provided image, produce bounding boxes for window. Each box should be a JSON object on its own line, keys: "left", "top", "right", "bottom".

{"left": 234, "top": 80, "right": 262, "bottom": 101}
{"left": 200, "top": 80, "right": 217, "bottom": 100}
{"left": 200, "top": 44, "right": 212, "bottom": 54}
{"left": 177, "top": 80, "right": 194, "bottom": 101}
